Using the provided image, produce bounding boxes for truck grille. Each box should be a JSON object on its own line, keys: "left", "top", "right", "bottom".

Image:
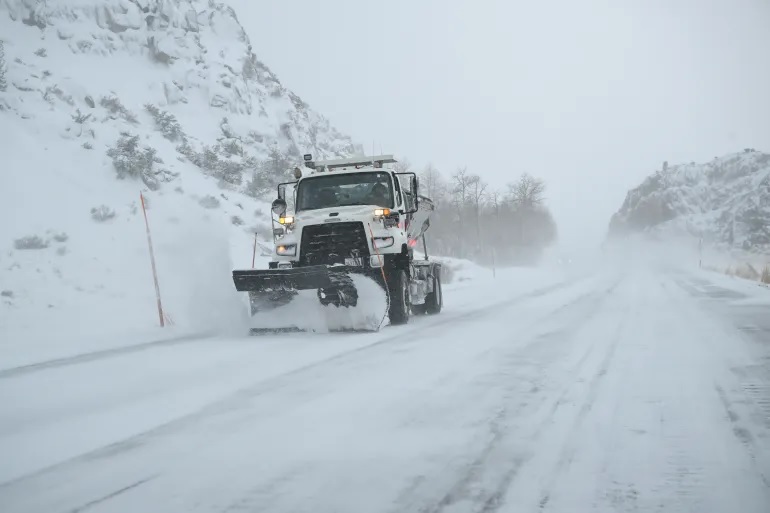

{"left": 299, "top": 222, "right": 370, "bottom": 266}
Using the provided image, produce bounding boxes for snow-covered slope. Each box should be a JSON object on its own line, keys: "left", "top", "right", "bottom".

{"left": 608, "top": 150, "right": 770, "bottom": 253}
{"left": 0, "top": 0, "right": 361, "bottom": 348}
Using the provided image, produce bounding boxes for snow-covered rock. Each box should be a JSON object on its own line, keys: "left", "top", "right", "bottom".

{"left": 609, "top": 150, "right": 770, "bottom": 253}
{"left": 0, "top": 0, "right": 359, "bottom": 158}
{"left": 0, "top": 0, "right": 361, "bottom": 348}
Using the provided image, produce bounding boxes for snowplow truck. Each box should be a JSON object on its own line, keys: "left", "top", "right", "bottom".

{"left": 232, "top": 154, "right": 443, "bottom": 327}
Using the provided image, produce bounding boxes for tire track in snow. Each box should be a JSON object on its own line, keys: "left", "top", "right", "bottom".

{"left": 648, "top": 274, "right": 770, "bottom": 511}
{"left": 672, "top": 273, "right": 770, "bottom": 492}
{"left": 218, "top": 280, "right": 621, "bottom": 513}
{"left": 714, "top": 383, "right": 770, "bottom": 489}
{"left": 390, "top": 279, "right": 624, "bottom": 513}
{"left": 66, "top": 475, "right": 158, "bottom": 513}
{"left": 533, "top": 315, "right": 626, "bottom": 511}
{"left": 0, "top": 276, "right": 599, "bottom": 496}
{"left": 0, "top": 332, "right": 214, "bottom": 380}
{"left": 0, "top": 276, "right": 589, "bottom": 381}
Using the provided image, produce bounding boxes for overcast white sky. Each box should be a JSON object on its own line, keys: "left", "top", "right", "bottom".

{"left": 229, "top": 0, "right": 770, "bottom": 250}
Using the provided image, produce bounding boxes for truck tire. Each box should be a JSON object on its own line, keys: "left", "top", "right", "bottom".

{"left": 388, "top": 269, "right": 410, "bottom": 325}
{"left": 425, "top": 271, "right": 443, "bottom": 315}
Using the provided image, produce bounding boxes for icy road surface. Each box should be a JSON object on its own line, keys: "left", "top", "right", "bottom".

{"left": 1, "top": 269, "right": 769, "bottom": 513}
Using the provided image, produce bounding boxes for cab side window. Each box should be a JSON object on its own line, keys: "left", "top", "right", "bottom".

{"left": 393, "top": 173, "right": 403, "bottom": 207}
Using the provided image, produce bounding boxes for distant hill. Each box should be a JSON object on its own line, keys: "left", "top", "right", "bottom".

{"left": 609, "top": 150, "right": 770, "bottom": 253}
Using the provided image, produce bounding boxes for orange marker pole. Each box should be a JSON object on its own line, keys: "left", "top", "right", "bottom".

{"left": 140, "top": 192, "right": 165, "bottom": 327}
{"left": 252, "top": 232, "right": 258, "bottom": 269}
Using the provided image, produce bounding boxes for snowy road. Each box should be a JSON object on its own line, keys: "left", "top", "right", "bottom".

{"left": 2, "top": 268, "right": 769, "bottom": 513}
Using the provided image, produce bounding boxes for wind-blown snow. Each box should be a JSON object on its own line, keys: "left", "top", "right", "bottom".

{"left": 0, "top": 0, "right": 364, "bottom": 353}
{"left": 248, "top": 274, "right": 389, "bottom": 333}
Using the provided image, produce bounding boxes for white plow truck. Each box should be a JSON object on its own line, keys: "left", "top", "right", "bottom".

{"left": 232, "top": 154, "right": 443, "bottom": 333}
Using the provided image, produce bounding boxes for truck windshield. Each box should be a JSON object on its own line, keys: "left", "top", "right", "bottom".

{"left": 296, "top": 171, "right": 394, "bottom": 211}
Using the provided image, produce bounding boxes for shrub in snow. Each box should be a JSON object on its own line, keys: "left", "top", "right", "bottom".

{"left": 71, "top": 109, "right": 92, "bottom": 124}
{"left": 199, "top": 195, "right": 220, "bottom": 209}
{"left": 179, "top": 142, "right": 245, "bottom": 187}
{"left": 0, "top": 41, "right": 7, "bottom": 92}
{"left": 145, "top": 104, "right": 185, "bottom": 142}
{"left": 82, "top": 141, "right": 93, "bottom": 150}
{"left": 52, "top": 232, "right": 68, "bottom": 242}
{"left": 91, "top": 205, "right": 116, "bottom": 222}
{"left": 100, "top": 95, "right": 138, "bottom": 124}
{"left": 34, "top": 48, "right": 47, "bottom": 57}
{"left": 217, "top": 159, "right": 244, "bottom": 186}
{"left": 219, "top": 117, "right": 235, "bottom": 139}
{"left": 107, "top": 133, "right": 176, "bottom": 190}
{"left": 244, "top": 148, "right": 294, "bottom": 199}
{"left": 14, "top": 235, "right": 49, "bottom": 250}
{"left": 221, "top": 139, "right": 243, "bottom": 156}
{"left": 43, "top": 85, "right": 74, "bottom": 106}
{"left": 1, "top": 290, "right": 12, "bottom": 298}
{"left": 231, "top": 215, "right": 244, "bottom": 226}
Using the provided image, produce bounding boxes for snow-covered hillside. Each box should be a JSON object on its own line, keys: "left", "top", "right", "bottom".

{"left": 608, "top": 150, "right": 770, "bottom": 253}
{"left": 0, "top": 0, "right": 361, "bottom": 348}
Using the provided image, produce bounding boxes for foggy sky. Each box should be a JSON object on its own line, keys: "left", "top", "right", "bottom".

{"left": 229, "top": 0, "right": 770, "bottom": 250}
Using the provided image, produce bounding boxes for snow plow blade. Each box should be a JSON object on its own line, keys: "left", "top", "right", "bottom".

{"left": 233, "top": 265, "right": 343, "bottom": 293}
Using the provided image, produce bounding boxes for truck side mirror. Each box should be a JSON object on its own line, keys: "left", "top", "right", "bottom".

{"left": 271, "top": 198, "right": 287, "bottom": 217}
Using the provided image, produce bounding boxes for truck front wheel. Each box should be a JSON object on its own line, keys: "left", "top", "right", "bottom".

{"left": 388, "top": 269, "right": 410, "bottom": 325}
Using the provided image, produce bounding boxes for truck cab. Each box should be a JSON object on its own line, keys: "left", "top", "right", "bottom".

{"left": 270, "top": 155, "right": 423, "bottom": 273}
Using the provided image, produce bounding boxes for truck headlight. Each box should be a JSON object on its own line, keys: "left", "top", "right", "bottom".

{"left": 372, "top": 237, "right": 394, "bottom": 249}
{"left": 276, "top": 244, "right": 297, "bottom": 256}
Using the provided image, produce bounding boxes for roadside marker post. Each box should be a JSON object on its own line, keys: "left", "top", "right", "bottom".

{"left": 140, "top": 192, "right": 166, "bottom": 327}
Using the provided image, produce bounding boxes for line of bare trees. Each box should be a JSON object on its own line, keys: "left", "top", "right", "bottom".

{"left": 401, "top": 160, "right": 557, "bottom": 265}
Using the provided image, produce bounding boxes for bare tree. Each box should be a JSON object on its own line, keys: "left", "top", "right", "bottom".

{"left": 388, "top": 159, "right": 558, "bottom": 264}
{"left": 419, "top": 163, "right": 443, "bottom": 201}
{"left": 451, "top": 167, "right": 471, "bottom": 207}
{"left": 450, "top": 167, "right": 474, "bottom": 256}
{"left": 508, "top": 173, "right": 545, "bottom": 208}
{"left": 468, "top": 174, "right": 487, "bottom": 246}
{"left": 393, "top": 158, "right": 412, "bottom": 174}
